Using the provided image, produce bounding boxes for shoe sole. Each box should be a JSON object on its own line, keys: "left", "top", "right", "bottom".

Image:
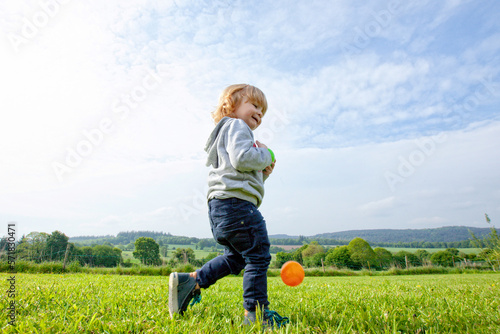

{"left": 168, "top": 272, "right": 179, "bottom": 318}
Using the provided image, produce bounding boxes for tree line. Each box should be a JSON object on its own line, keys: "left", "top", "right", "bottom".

{"left": 275, "top": 237, "right": 497, "bottom": 270}
{"left": 314, "top": 226, "right": 498, "bottom": 243}
{"left": 70, "top": 231, "right": 202, "bottom": 249}
{"left": 0, "top": 231, "right": 124, "bottom": 267}
{"left": 0, "top": 231, "right": 217, "bottom": 269}
{"left": 268, "top": 238, "right": 474, "bottom": 249}
{"left": 68, "top": 232, "right": 479, "bottom": 250}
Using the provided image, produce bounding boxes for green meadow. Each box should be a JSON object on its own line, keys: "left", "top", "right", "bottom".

{"left": 122, "top": 247, "right": 216, "bottom": 265}
{"left": 1, "top": 272, "right": 499, "bottom": 333}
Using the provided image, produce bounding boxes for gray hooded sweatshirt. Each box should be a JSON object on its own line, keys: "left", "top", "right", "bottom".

{"left": 205, "top": 117, "right": 273, "bottom": 207}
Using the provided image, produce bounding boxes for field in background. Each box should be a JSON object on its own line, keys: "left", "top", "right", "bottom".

{"left": 121, "top": 244, "right": 482, "bottom": 265}
{"left": 2, "top": 272, "right": 499, "bottom": 333}
{"left": 273, "top": 245, "right": 482, "bottom": 253}
{"left": 122, "top": 245, "right": 216, "bottom": 265}
{"left": 380, "top": 247, "right": 482, "bottom": 254}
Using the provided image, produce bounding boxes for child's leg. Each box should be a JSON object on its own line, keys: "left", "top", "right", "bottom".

{"left": 194, "top": 198, "right": 248, "bottom": 289}
{"left": 198, "top": 198, "right": 271, "bottom": 311}
{"left": 240, "top": 209, "right": 271, "bottom": 312}
{"left": 195, "top": 245, "right": 246, "bottom": 289}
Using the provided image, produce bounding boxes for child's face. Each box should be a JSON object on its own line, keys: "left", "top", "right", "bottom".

{"left": 233, "top": 97, "right": 263, "bottom": 130}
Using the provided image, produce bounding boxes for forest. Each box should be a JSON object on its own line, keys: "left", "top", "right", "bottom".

{"left": 67, "top": 226, "right": 495, "bottom": 249}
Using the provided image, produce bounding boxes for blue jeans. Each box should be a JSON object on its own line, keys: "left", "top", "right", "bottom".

{"left": 196, "top": 198, "right": 271, "bottom": 312}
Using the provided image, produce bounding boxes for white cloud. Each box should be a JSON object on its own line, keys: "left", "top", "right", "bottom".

{"left": 358, "top": 197, "right": 396, "bottom": 213}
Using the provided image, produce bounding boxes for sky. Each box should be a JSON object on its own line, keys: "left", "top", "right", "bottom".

{"left": 1, "top": 0, "right": 499, "bottom": 239}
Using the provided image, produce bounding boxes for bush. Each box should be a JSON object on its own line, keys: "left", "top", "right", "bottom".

{"left": 0, "top": 261, "right": 10, "bottom": 272}
{"left": 175, "top": 263, "right": 195, "bottom": 273}
{"left": 307, "top": 269, "right": 324, "bottom": 276}
{"left": 430, "top": 251, "right": 454, "bottom": 267}
{"left": 67, "top": 261, "right": 82, "bottom": 273}
{"left": 121, "top": 259, "right": 133, "bottom": 268}
{"left": 303, "top": 252, "right": 326, "bottom": 268}
{"left": 159, "top": 266, "right": 172, "bottom": 276}
{"left": 302, "top": 241, "right": 325, "bottom": 258}
{"left": 393, "top": 251, "right": 421, "bottom": 268}
{"left": 347, "top": 238, "right": 377, "bottom": 269}
{"left": 275, "top": 252, "right": 293, "bottom": 268}
{"left": 39, "top": 262, "right": 64, "bottom": 274}
{"left": 415, "top": 249, "right": 431, "bottom": 261}
{"left": 13, "top": 260, "right": 34, "bottom": 273}
{"left": 325, "top": 246, "right": 354, "bottom": 268}
{"left": 374, "top": 247, "right": 393, "bottom": 268}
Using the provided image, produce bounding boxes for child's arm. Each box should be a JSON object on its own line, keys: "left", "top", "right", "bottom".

{"left": 256, "top": 140, "right": 276, "bottom": 178}
{"left": 225, "top": 120, "right": 273, "bottom": 172}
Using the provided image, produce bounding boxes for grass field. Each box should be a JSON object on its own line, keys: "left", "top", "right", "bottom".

{"left": 380, "top": 247, "right": 482, "bottom": 254}
{"left": 122, "top": 246, "right": 217, "bottom": 264}
{"left": 273, "top": 246, "right": 483, "bottom": 254}
{"left": 121, "top": 246, "right": 482, "bottom": 266}
{"left": 2, "top": 272, "right": 499, "bottom": 333}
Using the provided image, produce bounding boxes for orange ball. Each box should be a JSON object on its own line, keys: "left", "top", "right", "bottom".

{"left": 280, "top": 261, "right": 305, "bottom": 287}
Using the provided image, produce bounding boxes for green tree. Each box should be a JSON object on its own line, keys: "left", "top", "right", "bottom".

{"left": 415, "top": 249, "right": 431, "bottom": 262}
{"left": 0, "top": 237, "right": 7, "bottom": 261}
{"left": 430, "top": 250, "right": 454, "bottom": 267}
{"left": 373, "top": 247, "right": 393, "bottom": 268}
{"left": 79, "top": 246, "right": 94, "bottom": 266}
{"left": 477, "top": 248, "right": 492, "bottom": 260}
{"left": 197, "top": 239, "right": 214, "bottom": 250}
{"left": 92, "top": 245, "right": 122, "bottom": 267}
{"left": 159, "top": 245, "right": 168, "bottom": 258}
{"left": 325, "top": 246, "right": 354, "bottom": 268}
{"left": 291, "top": 244, "right": 308, "bottom": 265}
{"left": 347, "top": 238, "right": 376, "bottom": 269}
{"left": 275, "top": 252, "right": 293, "bottom": 267}
{"left": 173, "top": 248, "right": 195, "bottom": 264}
{"left": 133, "top": 237, "right": 161, "bottom": 265}
{"left": 46, "top": 231, "right": 69, "bottom": 261}
{"left": 302, "top": 241, "right": 325, "bottom": 258}
{"left": 16, "top": 232, "right": 50, "bottom": 262}
{"left": 304, "top": 252, "right": 326, "bottom": 268}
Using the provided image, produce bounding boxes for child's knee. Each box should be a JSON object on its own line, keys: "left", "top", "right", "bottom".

{"left": 245, "top": 253, "right": 271, "bottom": 268}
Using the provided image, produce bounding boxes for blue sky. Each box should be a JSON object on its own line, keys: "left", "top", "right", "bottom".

{"left": 1, "top": 0, "right": 499, "bottom": 238}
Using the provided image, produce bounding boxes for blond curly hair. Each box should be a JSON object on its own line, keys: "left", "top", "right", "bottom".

{"left": 211, "top": 84, "right": 268, "bottom": 124}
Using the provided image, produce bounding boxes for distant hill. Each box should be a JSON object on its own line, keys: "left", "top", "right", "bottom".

{"left": 310, "top": 226, "right": 497, "bottom": 244}
{"left": 68, "top": 226, "right": 497, "bottom": 247}
{"left": 268, "top": 234, "right": 294, "bottom": 239}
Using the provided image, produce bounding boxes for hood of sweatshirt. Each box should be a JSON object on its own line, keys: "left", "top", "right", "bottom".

{"left": 204, "top": 117, "right": 232, "bottom": 168}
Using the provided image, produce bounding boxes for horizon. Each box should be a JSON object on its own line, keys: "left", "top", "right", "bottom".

{"left": 1, "top": 1, "right": 499, "bottom": 239}
{"left": 62, "top": 224, "right": 496, "bottom": 239}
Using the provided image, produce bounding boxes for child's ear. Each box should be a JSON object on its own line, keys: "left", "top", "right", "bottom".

{"left": 222, "top": 104, "right": 233, "bottom": 117}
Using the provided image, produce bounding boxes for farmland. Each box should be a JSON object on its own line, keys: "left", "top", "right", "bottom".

{"left": 1, "top": 272, "right": 499, "bottom": 333}
{"left": 122, "top": 245, "right": 216, "bottom": 265}
{"left": 121, "top": 245, "right": 483, "bottom": 267}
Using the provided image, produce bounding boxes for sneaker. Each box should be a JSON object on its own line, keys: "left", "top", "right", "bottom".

{"left": 243, "top": 308, "right": 289, "bottom": 329}
{"left": 168, "top": 272, "right": 201, "bottom": 317}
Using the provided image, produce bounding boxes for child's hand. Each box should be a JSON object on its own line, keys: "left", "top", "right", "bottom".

{"left": 255, "top": 140, "right": 268, "bottom": 149}
{"left": 256, "top": 140, "right": 275, "bottom": 176}
{"left": 263, "top": 161, "right": 276, "bottom": 176}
